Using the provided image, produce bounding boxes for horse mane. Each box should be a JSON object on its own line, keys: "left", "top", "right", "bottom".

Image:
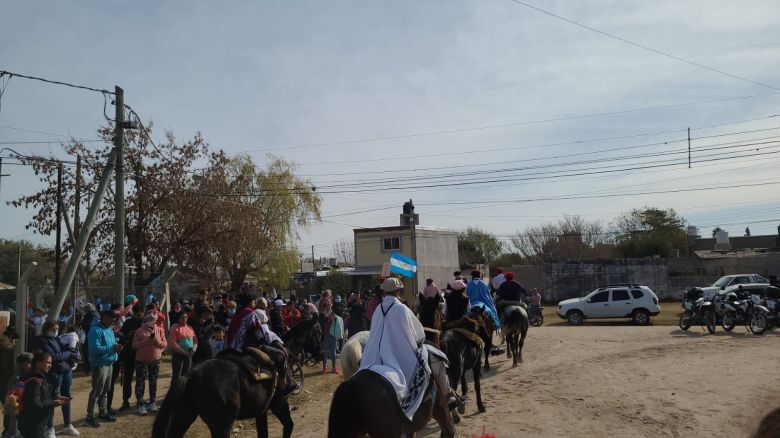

{"left": 441, "top": 316, "right": 479, "bottom": 333}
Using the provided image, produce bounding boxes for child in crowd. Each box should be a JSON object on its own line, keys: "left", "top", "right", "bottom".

{"left": 3, "top": 353, "right": 33, "bottom": 438}
{"left": 209, "top": 326, "right": 226, "bottom": 357}
{"left": 58, "top": 325, "right": 82, "bottom": 371}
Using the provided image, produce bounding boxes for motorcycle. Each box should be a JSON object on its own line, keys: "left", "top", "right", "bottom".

{"left": 756, "top": 286, "right": 780, "bottom": 330}
{"left": 529, "top": 304, "right": 544, "bottom": 327}
{"left": 720, "top": 290, "right": 769, "bottom": 335}
{"left": 679, "top": 288, "right": 716, "bottom": 334}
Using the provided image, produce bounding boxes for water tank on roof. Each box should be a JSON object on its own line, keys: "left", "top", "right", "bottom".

{"left": 715, "top": 230, "right": 729, "bottom": 244}
{"left": 687, "top": 226, "right": 700, "bottom": 238}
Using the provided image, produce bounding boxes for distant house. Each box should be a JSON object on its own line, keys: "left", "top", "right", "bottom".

{"left": 353, "top": 202, "right": 459, "bottom": 303}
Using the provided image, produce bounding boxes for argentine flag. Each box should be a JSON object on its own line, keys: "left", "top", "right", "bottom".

{"left": 389, "top": 253, "right": 417, "bottom": 278}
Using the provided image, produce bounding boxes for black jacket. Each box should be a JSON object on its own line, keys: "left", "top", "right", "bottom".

{"left": 31, "top": 335, "right": 71, "bottom": 375}
{"left": 496, "top": 281, "right": 527, "bottom": 302}
{"left": 17, "top": 371, "right": 54, "bottom": 434}
{"left": 269, "top": 308, "right": 284, "bottom": 335}
{"left": 119, "top": 317, "right": 144, "bottom": 362}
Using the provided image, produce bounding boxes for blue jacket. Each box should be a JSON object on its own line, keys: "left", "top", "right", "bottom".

{"left": 88, "top": 320, "right": 118, "bottom": 367}
{"left": 31, "top": 335, "right": 71, "bottom": 375}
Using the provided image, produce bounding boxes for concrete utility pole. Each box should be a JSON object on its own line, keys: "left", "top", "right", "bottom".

{"left": 114, "top": 86, "right": 126, "bottom": 306}
{"left": 15, "top": 262, "right": 37, "bottom": 355}
{"left": 0, "top": 157, "right": 9, "bottom": 196}
{"left": 54, "top": 164, "right": 63, "bottom": 294}
{"left": 74, "top": 155, "right": 81, "bottom": 322}
{"left": 49, "top": 147, "right": 118, "bottom": 320}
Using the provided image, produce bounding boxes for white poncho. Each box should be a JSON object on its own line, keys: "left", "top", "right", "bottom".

{"left": 358, "top": 295, "right": 431, "bottom": 420}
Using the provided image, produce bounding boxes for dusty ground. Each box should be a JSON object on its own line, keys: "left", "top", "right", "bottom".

{"left": 54, "top": 308, "right": 779, "bottom": 437}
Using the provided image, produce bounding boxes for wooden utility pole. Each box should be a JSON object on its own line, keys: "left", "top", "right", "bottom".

{"left": 54, "top": 163, "right": 63, "bottom": 294}
{"left": 114, "top": 86, "right": 125, "bottom": 305}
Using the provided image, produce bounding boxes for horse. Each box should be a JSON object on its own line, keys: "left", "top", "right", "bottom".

{"left": 152, "top": 352, "right": 293, "bottom": 438}
{"left": 440, "top": 317, "right": 485, "bottom": 418}
{"left": 418, "top": 293, "right": 443, "bottom": 330}
{"left": 340, "top": 330, "right": 369, "bottom": 380}
{"left": 501, "top": 305, "right": 529, "bottom": 367}
{"left": 282, "top": 317, "right": 323, "bottom": 365}
{"left": 327, "top": 369, "right": 455, "bottom": 438}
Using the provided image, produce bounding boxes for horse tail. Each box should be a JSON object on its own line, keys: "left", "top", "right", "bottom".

{"left": 327, "top": 378, "right": 360, "bottom": 438}
{"left": 152, "top": 375, "right": 188, "bottom": 438}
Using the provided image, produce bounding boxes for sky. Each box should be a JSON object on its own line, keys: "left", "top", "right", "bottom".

{"left": 1, "top": 0, "right": 780, "bottom": 260}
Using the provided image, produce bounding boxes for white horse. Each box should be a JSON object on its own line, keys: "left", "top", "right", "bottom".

{"left": 340, "top": 330, "right": 370, "bottom": 379}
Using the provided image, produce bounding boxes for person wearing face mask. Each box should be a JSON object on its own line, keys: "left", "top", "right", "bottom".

{"left": 190, "top": 306, "right": 214, "bottom": 365}
{"left": 131, "top": 311, "right": 167, "bottom": 416}
{"left": 31, "top": 321, "right": 76, "bottom": 437}
{"left": 225, "top": 301, "right": 238, "bottom": 326}
{"left": 167, "top": 302, "right": 182, "bottom": 329}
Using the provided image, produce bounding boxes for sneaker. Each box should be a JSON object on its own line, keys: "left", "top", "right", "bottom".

{"left": 98, "top": 414, "right": 117, "bottom": 422}
{"left": 45, "top": 427, "right": 55, "bottom": 438}
{"left": 120, "top": 401, "right": 132, "bottom": 411}
{"left": 146, "top": 402, "right": 158, "bottom": 413}
{"left": 138, "top": 404, "right": 147, "bottom": 416}
{"left": 105, "top": 407, "right": 117, "bottom": 416}
{"left": 84, "top": 416, "right": 100, "bottom": 428}
{"left": 322, "top": 367, "right": 327, "bottom": 374}
{"left": 61, "top": 424, "right": 80, "bottom": 436}
{"left": 330, "top": 368, "right": 339, "bottom": 374}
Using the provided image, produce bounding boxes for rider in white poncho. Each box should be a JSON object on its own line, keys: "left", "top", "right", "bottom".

{"left": 358, "top": 277, "right": 459, "bottom": 420}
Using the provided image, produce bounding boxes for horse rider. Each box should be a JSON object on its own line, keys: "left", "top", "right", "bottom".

{"left": 226, "top": 293, "right": 299, "bottom": 397}
{"left": 359, "top": 278, "right": 462, "bottom": 421}
{"left": 466, "top": 271, "right": 500, "bottom": 330}
{"left": 494, "top": 271, "right": 528, "bottom": 323}
{"left": 443, "top": 279, "right": 469, "bottom": 322}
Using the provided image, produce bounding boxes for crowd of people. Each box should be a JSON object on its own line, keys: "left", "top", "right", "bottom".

{"left": 0, "top": 268, "right": 535, "bottom": 438}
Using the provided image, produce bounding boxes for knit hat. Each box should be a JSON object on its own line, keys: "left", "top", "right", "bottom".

{"left": 125, "top": 294, "right": 138, "bottom": 305}
{"left": 495, "top": 267, "right": 504, "bottom": 274}
{"left": 450, "top": 279, "right": 467, "bottom": 291}
{"left": 504, "top": 272, "right": 515, "bottom": 281}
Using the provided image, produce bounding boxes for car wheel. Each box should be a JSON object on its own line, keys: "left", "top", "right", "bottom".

{"left": 632, "top": 309, "right": 650, "bottom": 325}
{"left": 566, "top": 310, "right": 584, "bottom": 325}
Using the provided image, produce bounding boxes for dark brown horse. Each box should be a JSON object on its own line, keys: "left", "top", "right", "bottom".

{"left": 327, "top": 369, "right": 455, "bottom": 438}
{"left": 418, "top": 293, "right": 443, "bottom": 330}
{"left": 440, "top": 317, "right": 486, "bottom": 419}
{"left": 282, "top": 317, "right": 323, "bottom": 364}
{"left": 502, "top": 305, "right": 529, "bottom": 367}
{"left": 152, "top": 353, "right": 292, "bottom": 438}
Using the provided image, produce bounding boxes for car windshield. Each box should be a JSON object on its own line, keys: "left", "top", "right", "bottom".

{"left": 712, "top": 277, "right": 732, "bottom": 288}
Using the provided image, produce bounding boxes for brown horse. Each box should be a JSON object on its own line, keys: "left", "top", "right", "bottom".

{"left": 418, "top": 293, "right": 443, "bottom": 330}
{"left": 327, "top": 369, "right": 455, "bottom": 438}
{"left": 439, "top": 317, "right": 485, "bottom": 419}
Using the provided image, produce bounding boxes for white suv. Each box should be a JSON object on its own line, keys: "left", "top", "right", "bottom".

{"left": 557, "top": 284, "right": 661, "bottom": 325}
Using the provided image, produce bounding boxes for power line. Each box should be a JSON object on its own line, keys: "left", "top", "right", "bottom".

{"left": 229, "top": 92, "right": 780, "bottom": 154}
{"left": 0, "top": 70, "right": 114, "bottom": 95}
{"left": 506, "top": 1, "right": 779, "bottom": 91}
{"left": 295, "top": 114, "right": 780, "bottom": 176}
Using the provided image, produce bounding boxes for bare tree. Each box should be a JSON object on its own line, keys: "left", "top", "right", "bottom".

{"left": 511, "top": 215, "right": 613, "bottom": 264}
{"left": 332, "top": 239, "right": 355, "bottom": 267}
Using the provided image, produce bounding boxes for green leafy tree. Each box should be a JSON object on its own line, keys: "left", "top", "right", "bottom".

{"left": 320, "top": 268, "right": 352, "bottom": 297}
{"left": 0, "top": 239, "right": 54, "bottom": 289}
{"left": 457, "top": 227, "right": 504, "bottom": 268}
{"left": 614, "top": 207, "right": 687, "bottom": 257}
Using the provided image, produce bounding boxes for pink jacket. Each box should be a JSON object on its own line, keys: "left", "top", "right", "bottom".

{"left": 132, "top": 323, "right": 167, "bottom": 362}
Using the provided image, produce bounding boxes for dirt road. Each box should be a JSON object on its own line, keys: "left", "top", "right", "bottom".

{"left": 56, "top": 324, "right": 779, "bottom": 437}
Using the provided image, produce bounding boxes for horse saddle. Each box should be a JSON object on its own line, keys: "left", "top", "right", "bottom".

{"left": 218, "top": 348, "right": 275, "bottom": 383}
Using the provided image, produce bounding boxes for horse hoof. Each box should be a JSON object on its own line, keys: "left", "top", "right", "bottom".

{"left": 506, "top": 352, "right": 512, "bottom": 359}
{"left": 478, "top": 405, "right": 486, "bottom": 413}
{"left": 452, "top": 412, "right": 461, "bottom": 424}
{"left": 512, "top": 362, "right": 518, "bottom": 368}
{"left": 483, "top": 365, "right": 490, "bottom": 371}
{"left": 457, "top": 403, "right": 466, "bottom": 414}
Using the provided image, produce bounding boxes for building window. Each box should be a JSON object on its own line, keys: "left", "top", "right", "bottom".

{"left": 382, "top": 236, "right": 401, "bottom": 252}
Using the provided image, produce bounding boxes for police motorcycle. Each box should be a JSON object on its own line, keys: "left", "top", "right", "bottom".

{"left": 753, "top": 286, "right": 780, "bottom": 330}
{"left": 679, "top": 287, "right": 716, "bottom": 334}
{"left": 719, "top": 286, "right": 770, "bottom": 335}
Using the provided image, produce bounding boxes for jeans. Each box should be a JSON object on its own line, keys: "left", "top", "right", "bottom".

{"left": 134, "top": 360, "right": 161, "bottom": 405}
{"left": 170, "top": 354, "right": 191, "bottom": 388}
{"left": 323, "top": 334, "right": 338, "bottom": 370}
{"left": 87, "top": 365, "right": 113, "bottom": 418}
{"left": 45, "top": 370, "right": 72, "bottom": 428}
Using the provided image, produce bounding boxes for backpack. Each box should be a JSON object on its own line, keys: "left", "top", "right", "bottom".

{"left": 4, "top": 377, "right": 42, "bottom": 414}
